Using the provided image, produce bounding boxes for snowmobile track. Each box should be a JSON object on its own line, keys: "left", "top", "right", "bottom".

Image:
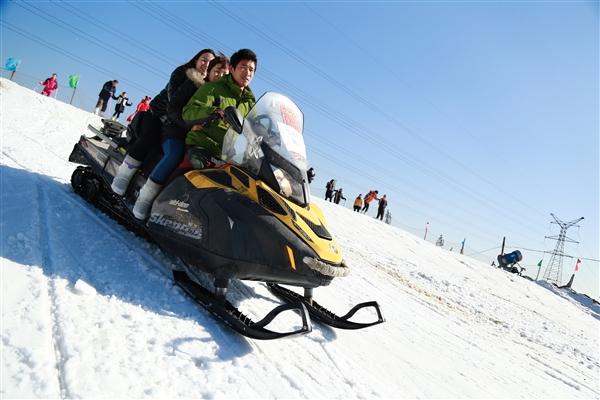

{"left": 35, "top": 179, "right": 70, "bottom": 399}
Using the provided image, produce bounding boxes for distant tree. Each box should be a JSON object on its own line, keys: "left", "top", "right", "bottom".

{"left": 385, "top": 210, "right": 392, "bottom": 224}
{"left": 436, "top": 234, "right": 444, "bottom": 247}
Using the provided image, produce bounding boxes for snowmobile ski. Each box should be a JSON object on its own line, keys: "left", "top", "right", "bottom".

{"left": 173, "top": 271, "right": 312, "bottom": 340}
{"left": 267, "top": 283, "right": 385, "bottom": 330}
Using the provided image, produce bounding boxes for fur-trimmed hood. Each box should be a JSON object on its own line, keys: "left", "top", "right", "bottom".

{"left": 185, "top": 68, "right": 205, "bottom": 88}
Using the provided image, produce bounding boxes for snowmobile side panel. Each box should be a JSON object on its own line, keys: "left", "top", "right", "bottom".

{"left": 185, "top": 168, "right": 345, "bottom": 267}
{"left": 147, "top": 175, "right": 333, "bottom": 288}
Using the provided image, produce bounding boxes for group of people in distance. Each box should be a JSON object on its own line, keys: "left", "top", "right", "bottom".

{"left": 325, "top": 179, "right": 389, "bottom": 221}
{"left": 93, "top": 80, "right": 140, "bottom": 122}
{"left": 106, "top": 48, "right": 257, "bottom": 220}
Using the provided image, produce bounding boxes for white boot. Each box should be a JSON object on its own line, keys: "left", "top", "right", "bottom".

{"left": 111, "top": 155, "right": 141, "bottom": 195}
{"left": 133, "top": 179, "right": 162, "bottom": 220}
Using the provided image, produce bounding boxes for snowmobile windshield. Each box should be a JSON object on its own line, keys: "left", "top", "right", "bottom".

{"left": 221, "top": 92, "right": 310, "bottom": 206}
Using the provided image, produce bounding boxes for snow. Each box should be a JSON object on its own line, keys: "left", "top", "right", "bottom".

{"left": 1, "top": 78, "right": 598, "bottom": 398}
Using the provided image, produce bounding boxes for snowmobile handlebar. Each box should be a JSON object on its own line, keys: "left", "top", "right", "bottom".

{"left": 223, "top": 106, "right": 243, "bottom": 134}
{"left": 185, "top": 113, "right": 221, "bottom": 131}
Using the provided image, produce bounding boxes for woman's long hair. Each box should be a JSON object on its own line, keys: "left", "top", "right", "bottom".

{"left": 183, "top": 48, "right": 216, "bottom": 69}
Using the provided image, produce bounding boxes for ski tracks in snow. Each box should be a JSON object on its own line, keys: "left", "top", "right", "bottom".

{"left": 35, "top": 179, "right": 71, "bottom": 399}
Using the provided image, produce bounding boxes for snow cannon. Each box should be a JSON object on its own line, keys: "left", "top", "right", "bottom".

{"left": 497, "top": 250, "right": 524, "bottom": 275}
{"left": 498, "top": 250, "right": 522, "bottom": 267}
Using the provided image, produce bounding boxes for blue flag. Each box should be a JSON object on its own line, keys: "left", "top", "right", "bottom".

{"left": 4, "top": 58, "right": 21, "bottom": 71}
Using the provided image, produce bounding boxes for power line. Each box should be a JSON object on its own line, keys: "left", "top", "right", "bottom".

{"left": 54, "top": 0, "right": 179, "bottom": 67}
{"left": 302, "top": 2, "right": 551, "bottom": 222}
{"left": 1, "top": 21, "right": 154, "bottom": 94}
{"left": 125, "top": 1, "right": 556, "bottom": 247}
{"left": 6, "top": 3, "right": 585, "bottom": 262}
{"left": 207, "top": 1, "right": 553, "bottom": 230}
{"left": 14, "top": 1, "right": 169, "bottom": 79}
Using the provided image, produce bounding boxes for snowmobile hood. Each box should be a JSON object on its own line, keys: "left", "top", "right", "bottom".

{"left": 185, "top": 165, "right": 344, "bottom": 267}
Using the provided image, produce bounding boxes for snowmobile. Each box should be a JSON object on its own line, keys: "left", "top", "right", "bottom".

{"left": 69, "top": 92, "right": 384, "bottom": 339}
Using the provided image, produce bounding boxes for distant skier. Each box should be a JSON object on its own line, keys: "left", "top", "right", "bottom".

{"left": 333, "top": 188, "right": 346, "bottom": 204}
{"left": 353, "top": 194, "right": 363, "bottom": 212}
{"left": 95, "top": 79, "right": 119, "bottom": 115}
{"left": 325, "top": 179, "right": 335, "bottom": 201}
{"left": 112, "top": 92, "right": 132, "bottom": 121}
{"left": 375, "top": 195, "right": 387, "bottom": 220}
{"left": 40, "top": 73, "right": 58, "bottom": 97}
{"left": 361, "top": 190, "right": 379, "bottom": 213}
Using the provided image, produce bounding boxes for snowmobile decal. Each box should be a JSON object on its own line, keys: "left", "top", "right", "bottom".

{"left": 286, "top": 245, "right": 297, "bottom": 271}
{"left": 148, "top": 213, "right": 202, "bottom": 240}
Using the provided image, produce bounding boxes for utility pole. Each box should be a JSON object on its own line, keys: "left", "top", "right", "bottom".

{"left": 542, "top": 213, "right": 584, "bottom": 285}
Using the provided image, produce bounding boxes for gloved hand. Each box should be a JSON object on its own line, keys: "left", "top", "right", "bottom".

{"left": 212, "top": 108, "right": 225, "bottom": 119}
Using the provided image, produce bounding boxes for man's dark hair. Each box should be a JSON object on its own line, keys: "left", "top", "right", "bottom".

{"left": 230, "top": 48, "right": 257, "bottom": 70}
{"left": 184, "top": 48, "right": 216, "bottom": 69}
{"left": 113, "top": 80, "right": 119, "bottom": 84}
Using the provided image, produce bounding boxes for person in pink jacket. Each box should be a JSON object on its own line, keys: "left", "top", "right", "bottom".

{"left": 40, "top": 73, "right": 58, "bottom": 97}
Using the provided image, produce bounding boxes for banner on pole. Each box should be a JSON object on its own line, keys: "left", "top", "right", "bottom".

{"left": 68, "top": 74, "right": 79, "bottom": 89}
{"left": 4, "top": 57, "right": 21, "bottom": 71}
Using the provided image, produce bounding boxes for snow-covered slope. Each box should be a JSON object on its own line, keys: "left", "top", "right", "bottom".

{"left": 1, "top": 78, "right": 598, "bottom": 398}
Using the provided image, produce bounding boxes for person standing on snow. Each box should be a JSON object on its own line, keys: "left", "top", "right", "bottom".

{"left": 333, "top": 188, "right": 346, "bottom": 204}
{"left": 40, "top": 73, "right": 58, "bottom": 97}
{"left": 307, "top": 167, "right": 315, "bottom": 183}
{"left": 127, "top": 96, "right": 151, "bottom": 122}
{"left": 376, "top": 194, "right": 388, "bottom": 220}
{"left": 112, "top": 92, "right": 132, "bottom": 121}
{"left": 95, "top": 79, "right": 119, "bottom": 115}
{"left": 353, "top": 194, "right": 363, "bottom": 212}
{"left": 361, "top": 190, "right": 379, "bottom": 213}
{"left": 325, "top": 179, "right": 335, "bottom": 201}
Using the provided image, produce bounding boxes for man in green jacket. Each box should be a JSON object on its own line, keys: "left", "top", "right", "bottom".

{"left": 183, "top": 48, "right": 257, "bottom": 167}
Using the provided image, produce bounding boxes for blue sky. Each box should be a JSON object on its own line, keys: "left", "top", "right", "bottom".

{"left": 1, "top": 1, "right": 598, "bottom": 298}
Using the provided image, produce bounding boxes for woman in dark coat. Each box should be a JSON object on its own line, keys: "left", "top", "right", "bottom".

{"left": 110, "top": 49, "right": 216, "bottom": 198}
{"left": 111, "top": 92, "right": 132, "bottom": 121}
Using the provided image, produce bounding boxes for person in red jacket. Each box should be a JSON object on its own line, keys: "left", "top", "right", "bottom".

{"left": 127, "top": 96, "right": 151, "bottom": 122}
{"left": 361, "top": 190, "right": 379, "bottom": 213}
{"left": 40, "top": 73, "right": 58, "bottom": 97}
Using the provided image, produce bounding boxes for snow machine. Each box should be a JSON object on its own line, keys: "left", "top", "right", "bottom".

{"left": 497, "top": 250, "right": 525, "bottom": 275}
{"left": 69, "top": 92, "right": 384, "bottom": 339}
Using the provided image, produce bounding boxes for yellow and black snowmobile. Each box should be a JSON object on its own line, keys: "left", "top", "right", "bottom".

{"left": 69, "top": 92, "right": 384, "bottom": 339}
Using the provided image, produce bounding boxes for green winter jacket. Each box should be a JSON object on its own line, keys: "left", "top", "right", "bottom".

{"left": 183, "top": 74, "right": 256, "bottom": 157}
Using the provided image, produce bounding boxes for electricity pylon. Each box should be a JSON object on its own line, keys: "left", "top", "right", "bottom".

{"left": 542, "top": 213, "right": 584, "bottom": 285}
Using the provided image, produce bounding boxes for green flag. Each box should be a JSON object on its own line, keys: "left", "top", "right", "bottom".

{"left": 68, "top": 74, "right": 79, "bottom": 89}
{"left": 537, "top": 259, "right": 543, "bottom": 267}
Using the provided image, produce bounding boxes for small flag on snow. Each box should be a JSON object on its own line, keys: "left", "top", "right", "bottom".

{"left": 537, "top": 259, "right": 543, "bottom": 267}
{"left": 575, "top": 258, "right": 581, "bottom": 272}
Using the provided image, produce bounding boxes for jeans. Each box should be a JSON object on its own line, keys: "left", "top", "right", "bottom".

{"left": 149, "top": 138, "right": 185, "bottom": 184}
